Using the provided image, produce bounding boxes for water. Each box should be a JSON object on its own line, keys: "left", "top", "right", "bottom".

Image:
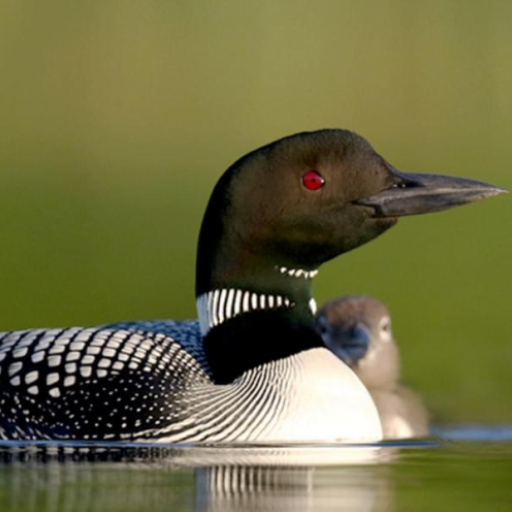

{"left": 0, "top": 427, "right": 511, "bottom": 512}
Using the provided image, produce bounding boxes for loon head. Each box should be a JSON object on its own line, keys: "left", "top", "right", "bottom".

{"left": 316, "top": 295, "right": 400, "bottom": 390}
{"left": 196, "top": 129, "right": 505, "bottom": 383}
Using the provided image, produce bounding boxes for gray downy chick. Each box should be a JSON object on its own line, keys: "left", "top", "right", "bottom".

{"left": 316, "top": 296, "right": 429, "bottom": 439}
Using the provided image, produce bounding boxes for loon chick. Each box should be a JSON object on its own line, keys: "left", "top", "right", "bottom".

{"left": 316, "top": 296, "right": 429, "bottom": 439}
{"left": 0, "top": 129, "right": 504, "bottom": 443}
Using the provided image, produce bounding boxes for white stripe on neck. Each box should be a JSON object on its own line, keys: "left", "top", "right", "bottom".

{"left": 196, "top": 289, "right": 294, "bottom": 336}
{"left": 276, "top": 266, "right": 318, "bottom": 279}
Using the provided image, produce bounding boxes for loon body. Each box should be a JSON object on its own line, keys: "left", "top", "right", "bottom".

{"left": 0, "top": 129, "right": 504, "bottom": 443}
{"left": 316, "top": 296, "right": 429, "bottom": 439}
{"left": 0, "top": 321, "right": 375, "bottom": 442}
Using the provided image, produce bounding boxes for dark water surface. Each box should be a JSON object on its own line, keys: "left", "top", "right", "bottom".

{"left": 0, "top": 427, "right": 511, "bottom": 512}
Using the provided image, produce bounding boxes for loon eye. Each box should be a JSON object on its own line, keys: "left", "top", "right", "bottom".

{"left": 302, "top": 170, "right": 325, "bottom": 191}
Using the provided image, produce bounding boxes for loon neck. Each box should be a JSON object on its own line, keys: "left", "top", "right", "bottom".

{"left": 195, "top": 186, "right": 324, "bottom": 383}
{"left": 196, "top": 263, "right": 322, "bottom": 383}
{"left": 196, "top": 265, "right": 319, "bottom": 336}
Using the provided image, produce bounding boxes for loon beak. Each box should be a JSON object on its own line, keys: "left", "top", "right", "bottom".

{"left": 356, "top": 169, "right": 507, "bottom": 217}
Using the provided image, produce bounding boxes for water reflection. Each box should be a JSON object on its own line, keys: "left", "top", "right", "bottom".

{"left": 195, "top": 465, "right": 393, "bottom": 512}
{"left": 1, "top": 433, "right": 512, "bottom": 512}
{"left": 0, "top": 442, "right": 400, "bottom": 512}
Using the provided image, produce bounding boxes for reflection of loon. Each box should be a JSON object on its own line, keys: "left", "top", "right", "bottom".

{"left": 195, "top": 467, "right": 316, "bottom": 512}
{"left": 0, "top": 130, "right": 504, "bottom": 443}
{"left": 195, "top": 465, "right": 392, "bottom": 512}
{"left": 0, "top": 445, "right": 396, "bottom": 512}
{"left": 316, "top": 296, "right": 429, "bottom": 439}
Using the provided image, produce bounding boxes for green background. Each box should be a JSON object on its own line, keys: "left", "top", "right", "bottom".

{"left": 0, "top": 0, "right": 510, "bottom": 423}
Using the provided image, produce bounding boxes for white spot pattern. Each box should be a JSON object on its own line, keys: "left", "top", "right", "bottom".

{"left": 9, "top": 362, "right": 23, "bottom": 376}
{"left": 31, "top": 352, "right": 45, "bottom": 364}
{"left": 0, "top": 321, "right": 210, "bottom": 441}
{"left": 80, "top": 366, "right": 92, "bottom": 378}
{"left": 48, "top": 355, "right": 61, "bottom": 367}
{"left": 47, "top": 373, "right": 59, "bottom": 385}
{"left": 25, "top": 371, "right": 38, "bottom": 384}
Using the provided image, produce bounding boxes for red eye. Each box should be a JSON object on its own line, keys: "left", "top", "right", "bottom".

{"left": 302, "top": 170, "right": 325, "bottom": 191}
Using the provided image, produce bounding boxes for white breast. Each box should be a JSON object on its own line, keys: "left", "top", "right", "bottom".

{"left": 259, "top": 348, "right": 383, "bottom": 443}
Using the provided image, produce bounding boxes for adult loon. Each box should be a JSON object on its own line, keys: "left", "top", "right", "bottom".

{"left": 0, "top": 129, "right": 504, "bottom": 443}
{"left": 316, "top": 296, "right": 429, "bottom": 439}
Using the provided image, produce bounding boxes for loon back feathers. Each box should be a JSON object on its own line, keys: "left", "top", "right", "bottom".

{"left": 0, "top": 129, "right": 504, "bottom": 442}
{"left": 0, "top": 322, "right": 208, "bottom": 440}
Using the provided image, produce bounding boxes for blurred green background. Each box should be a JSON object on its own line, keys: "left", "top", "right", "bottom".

{"left": 0, "top": 0, "right": 510, "bottom": 423}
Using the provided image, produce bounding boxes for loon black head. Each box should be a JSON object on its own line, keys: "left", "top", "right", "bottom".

{"left": 196, "top": 129, "right": 505, "bottom": 383}
{"left": 316, "top": 295, "right": 400, "bottom": 390}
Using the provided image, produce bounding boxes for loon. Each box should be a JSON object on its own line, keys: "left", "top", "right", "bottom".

{"left": 316, "top": 296, "right": 429, "bottom": 439}
{"left": 0, "top": 129, "right": 504, "bottom": 443}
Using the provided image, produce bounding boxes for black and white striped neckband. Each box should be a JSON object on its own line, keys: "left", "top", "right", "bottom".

{"left": 196, "top": 289, "right": 318, "bottom": 336}
{"left": 196, "top": 289, "right": 294, "bottom": 336}
{"left": 276, "top": 266, "right": 319, "bottom": 279}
